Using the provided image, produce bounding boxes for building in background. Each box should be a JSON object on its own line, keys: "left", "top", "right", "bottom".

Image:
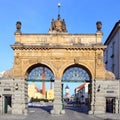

{"left": 28, "top": 83, "right": 43, "bottom": 99}
{"left": 28, "top": 83, "right": 54, "bottom": 100}
{"left": 104, "top": 20, "right": 120, "bottom": 79}
{"left": 75, "top": 83, "right": 89, "bottom": 104}
{"left": 46, "top": 89, "right": 54, "bottom": 101}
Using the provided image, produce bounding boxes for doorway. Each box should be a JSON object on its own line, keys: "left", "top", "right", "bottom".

{"left": 4, "top": 96, "right": 12, "bottom": 114}
{"left": 106, "top": 97, "right": 115, "bottom": 113}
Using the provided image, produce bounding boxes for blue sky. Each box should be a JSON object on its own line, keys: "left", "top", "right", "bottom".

{"left": 0, "top": 0, "right": 120, "bottom": 72}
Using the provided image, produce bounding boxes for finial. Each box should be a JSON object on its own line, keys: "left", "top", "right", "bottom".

{"left": 16, "top": 21, "right": 21, "bottom": 30}
{"left": 58, "top": 2, "right": 61, "bottom": 15}
{"left": 15, "top": 21, "right": 22, "bottom": 34}
{"left": 58, "top": 3, "right": 61, "bottom": 8}
{"left": 96, "top": 21, "right": 102, "bottom": 32}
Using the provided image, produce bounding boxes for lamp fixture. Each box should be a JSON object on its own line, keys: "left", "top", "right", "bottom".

{"left": 15, "top": 83, "right": 19, "bottom": 90}
{"left": 97, "top": 85, "right": 100, "bottom": 92}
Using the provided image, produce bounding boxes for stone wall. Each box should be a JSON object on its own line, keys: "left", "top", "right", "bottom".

{"left": 90, "top": 79, "right": 120, "bottom": 114}
{"left": 0, "top": 78, "right": 28, "bottom": 115}
{"left": 12, "top": 78, "right": 28, "bottom": 115}
{"left": 0, "top": 78, "right": 14, "bottom": 114}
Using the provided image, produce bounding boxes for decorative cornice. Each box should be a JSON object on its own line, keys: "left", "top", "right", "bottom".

{"left": 11, "top": 43, "right": 106, "bottom": 50}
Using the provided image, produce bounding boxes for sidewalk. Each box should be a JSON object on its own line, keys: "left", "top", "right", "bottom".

{"left": 95, "top": 113, "right": 120, "bottom": 120}
{"left": 0, "top": 108, "right": 119, "bottom": 120}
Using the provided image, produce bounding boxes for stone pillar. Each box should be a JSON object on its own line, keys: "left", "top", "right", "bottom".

{"left": 117, "top": 80, "right": 120, "bottom": 114}
{"left": 88, "top": 80, "right": 96, "bottom": 114}
{"left": 12, "top": 78, "right": 28, "bottom": 115}
{"left": 115, "top": 98, "right": 119, "bottom": 114}
{"left": 50, "top": 79, "right": 65, "bottom": 115}
{"left": 0, "top": 83, "right": 2, "bottom": 114}
{"left": 94, "top": 80, "right": 106, "bottom": 114}
{"left": 0, "top": 95, "right": 3, "bottom": 115}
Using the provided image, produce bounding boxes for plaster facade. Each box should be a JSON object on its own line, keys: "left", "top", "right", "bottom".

{"left": 104, "top": 20, "right": 120, "bottom": 79}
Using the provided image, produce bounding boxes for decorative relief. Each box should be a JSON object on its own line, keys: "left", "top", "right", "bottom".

{"left": 37, "top": 58, "right": 42, "bottom": 63}
{"left": 52, "top": 61, "right": 63, "bottom": 70}
{"left": 96, "top": 51, "right": 103, "bottom": 66}
{"left": 15, "top": 52, "right": 20, "bottom": 57}
{"left": 29, "top": 59, "right": 37, "bottom": 64}
{"left": 23, "top": 60, "right": 29, "bottom": 65}
{"left": 74, "top": 57, "right": 79, "bottom": 64}
{"left": 49, "top": 14, "right": 67, "bottom": 33}
{"left": 36, "top": 37, "right": 47, "bottom": 43}
{"left": 14, "top": 57, "right": 21, "bottom": 65}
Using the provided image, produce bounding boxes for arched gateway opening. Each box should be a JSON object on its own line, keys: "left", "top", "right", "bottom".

{"left": 26, "top": 64, "right": 55, "bottom": 111}
{"left": 62, "top": 64, "right": 92, "bottom": 113}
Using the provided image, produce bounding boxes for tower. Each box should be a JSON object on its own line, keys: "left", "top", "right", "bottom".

{"left": 65, "top": 85, "right": 70, "bottom": 97}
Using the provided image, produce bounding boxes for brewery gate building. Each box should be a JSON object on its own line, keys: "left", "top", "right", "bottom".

{"left": 0, "top": 13, "right": 120, "bottom": 115}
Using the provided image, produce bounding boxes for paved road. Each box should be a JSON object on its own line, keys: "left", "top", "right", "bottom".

{"left": 0, "top": 108, "right": 100, "bottom": 120}
{"left": 0, "top": 104, "right": 120, "bottom": 120}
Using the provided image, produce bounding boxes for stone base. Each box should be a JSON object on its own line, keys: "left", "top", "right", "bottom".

{"left": 12, "top": 109, "right": 23, "bottom": 115}
{"left": 88, "top": 110, "right": 105, "bottom": 115}
{"left": 50, "top": 109, "right": 65, "bottom": 115}
{"left": 88, "top": 110, "right": 93, "bottom": 115}
{"left": 12, "top": 109, "right": 28, "bottom": 115}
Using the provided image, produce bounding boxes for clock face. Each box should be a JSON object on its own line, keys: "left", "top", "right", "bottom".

{"left": 62, "top": 67, "right": 90, "bottom": 82}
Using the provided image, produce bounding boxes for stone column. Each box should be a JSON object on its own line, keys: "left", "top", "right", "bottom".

{"left": 115, "top": 98, "right": 119, "bottom": 114}
{"left": 0, "top": 84, "right": 2, "bottom": 114}
{"left": 0, "top": 95, "right": 3, "bottom": 115}
{"left": 50, "top": 79, "right": 65, "bottom": 115}
{"left": 117, "top": 80, "right": 120, "bottom": 114}
{"left": 12, "top": 78, "right": 28, "bottom": 115}
{"left": 88, "top": 79, "right": 96, "bottom": 114}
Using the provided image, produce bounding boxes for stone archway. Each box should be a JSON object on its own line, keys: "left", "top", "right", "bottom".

{"left": 9, "top": 16, "right": 117, "bottom": 115}
{"left": 26, "top": 63, "right": 55, "bottom": 79}
{"left": 26, "top": 64, "right": 55, "bottom": 109}
{"left": 62, "top": 64, "right": 92, "bottom": 81}
{"left": 61, "top": 64, "right": 92, "bottom": 113}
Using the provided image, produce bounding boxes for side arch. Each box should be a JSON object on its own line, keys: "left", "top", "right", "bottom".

{"left": 59, "top": 62, "right": 94, "bottom": 80}
{"left": 24, "top": 63, "right": 56, "bottom": 79}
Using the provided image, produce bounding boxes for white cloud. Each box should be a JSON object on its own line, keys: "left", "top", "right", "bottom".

{"left": 0, "top": 71, "right": 5, "bottom": 78}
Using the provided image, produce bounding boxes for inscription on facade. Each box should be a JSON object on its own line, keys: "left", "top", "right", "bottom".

{"left": 106, "top": 91, "right": 114, "bottom": 93}
{"left": 4, "top": 88, "right": 11, "bottom": 91}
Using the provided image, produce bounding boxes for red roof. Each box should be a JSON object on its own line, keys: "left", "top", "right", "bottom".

{"left": 76, "top": 83, "right": 86, "bottom": 90}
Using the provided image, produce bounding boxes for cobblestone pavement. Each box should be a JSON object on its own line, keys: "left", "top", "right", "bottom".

{"left": 0, "top": 105, "right": 120, "bottom": 120}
